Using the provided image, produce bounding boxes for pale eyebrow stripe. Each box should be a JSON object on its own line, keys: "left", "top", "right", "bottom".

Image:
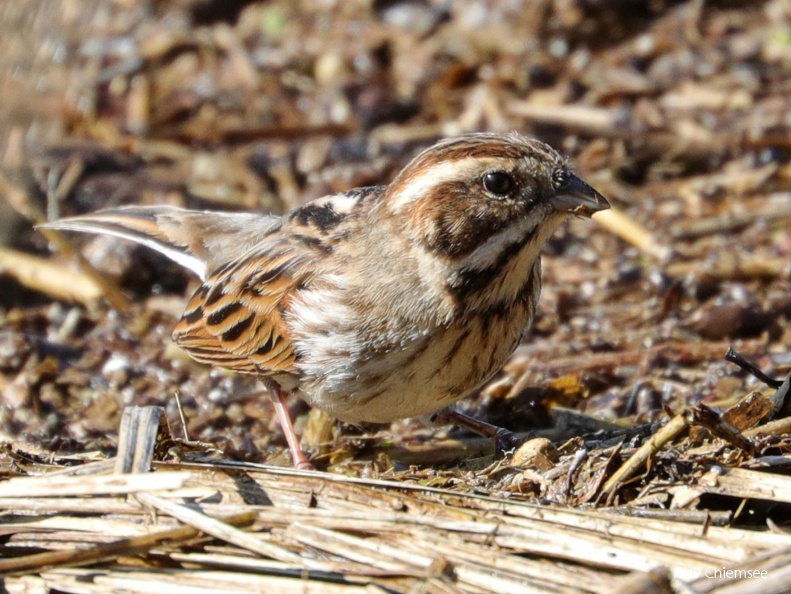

{"left": 388, "top": 156, "right": 520, "bottom": 209}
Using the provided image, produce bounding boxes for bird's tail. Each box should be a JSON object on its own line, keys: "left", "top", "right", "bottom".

{"left": 39, "top": 206, "right": 280, "bottom": 280}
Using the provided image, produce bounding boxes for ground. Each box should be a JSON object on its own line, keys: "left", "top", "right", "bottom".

{"left": 1, "top": 2, "right": 791, "bottom": 591}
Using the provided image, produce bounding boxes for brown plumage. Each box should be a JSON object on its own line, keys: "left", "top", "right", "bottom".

{"left": 41, "top": 132, "right": 609, "bottom": 468}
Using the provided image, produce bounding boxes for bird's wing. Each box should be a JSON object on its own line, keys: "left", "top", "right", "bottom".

{"left": 41, "top": 205, "right": 306, "bottom": 376}
{"left": 172, "top": 244, "right": 314, "bottom": 376}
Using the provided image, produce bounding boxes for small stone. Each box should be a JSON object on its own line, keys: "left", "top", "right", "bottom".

{"left": 512, "top": 438, "right": 558, "bottom": 471}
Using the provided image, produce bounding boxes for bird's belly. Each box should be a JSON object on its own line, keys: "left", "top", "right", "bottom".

{"left": 296, "top": 312, "right": 530, "bottom": 423}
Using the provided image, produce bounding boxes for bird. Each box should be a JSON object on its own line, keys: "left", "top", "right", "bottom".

{"left": 41, "top": 132, "right": 609, "bottom": 468}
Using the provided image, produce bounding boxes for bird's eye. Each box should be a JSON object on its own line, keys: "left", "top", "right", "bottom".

{"left": 553, "top": 169, "right": 570, "bottom": 190}
{"left": 483, "top": 172, "right": 515, "bottom": 196}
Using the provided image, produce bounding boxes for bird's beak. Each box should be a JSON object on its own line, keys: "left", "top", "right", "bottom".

{"left": 548, "top": 173, "right": 610, "bottom": 218}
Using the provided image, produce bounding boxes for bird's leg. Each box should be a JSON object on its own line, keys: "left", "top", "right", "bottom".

{"left": 268, "top": 384, "right": 314, "bottom": 470}
{"left": 432, "top": 408, "right": 524, "bottom": 456}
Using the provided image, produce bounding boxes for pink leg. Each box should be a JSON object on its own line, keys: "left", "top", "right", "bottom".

{"left": 269, "top": 384, "right": 314, "bottom": 470}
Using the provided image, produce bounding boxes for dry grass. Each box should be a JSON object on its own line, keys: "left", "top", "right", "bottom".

{"left": 2, "top": 399, "right": 791, "bottom": 593}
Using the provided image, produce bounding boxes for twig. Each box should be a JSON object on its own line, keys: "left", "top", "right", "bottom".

{"left": 0, "top": 246, "right": 105, "bottom": 306}
{"left": 174, "top": 390, "right": 190, "bottom": 441}
{"left": 684, "top": 404, "right": 756, "bottom": 456}
{"left": 601, "top": 412, "right": 689, "bottom": 502}
{"left": 724, "top": 347, "right": 783, "bottom": 389}
{"left": 135, "top": 493, "right": 301, "bottom": 563}
{"left": 508, "top": 102, "right": 626, "bottom": 135}
{"left": 744, "top": 415, "right": 791, "bottom": 438}
{"left": 672, "top": 201, "right": 791, "bottom": 239}
{"left": 0, "top": 170, "right": 131, "bottom": 310}
{"left": 516, "top": 339, "right": 764, "bottom": 374}
{"left": 0, "top": 511, "right": 257, "bottom": 576}
{"left": 0, "top": 472, "right": 190, "bottom": 498}
{"left": 664, "top": 256, "right": 789, "bottom": 281}
{"left": 593, "top": 208, "right": 672, "bottom": 261}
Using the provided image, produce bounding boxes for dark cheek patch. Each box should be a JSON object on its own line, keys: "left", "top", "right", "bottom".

{"left": 421, "top": 182, "right": 515, "bottom": 259}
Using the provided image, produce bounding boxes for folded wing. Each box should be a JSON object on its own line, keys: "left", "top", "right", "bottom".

{"left": 41, "top": 206, "right": 305, "bottom": 377}
{"left": 173, "top": 245, "right": 313, "bottom": 376}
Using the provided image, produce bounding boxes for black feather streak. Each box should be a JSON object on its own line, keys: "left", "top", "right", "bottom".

{"left": 221, "top": 314, "right": 255, "bottom": 342}
{"left": 207, "top": 302, "right": 244, "bottom": 326}
{"left": 441, "top": 329, "right": 471, "bottom": 367}
{"left": 293, "top": 233, "right": 333, "bottom": 253}
{"left": 182, "top": 306, "right": 204, "bottom": 325}
{"left": 205, "top": 284, "right": 226, "bottom": 306}
{"left": 448, "top": 231, "right": 536, "bottom": 303}
{"left": 245, "top": 262, "right": 289, "bottom": 292}
{"left": 256, "top": 332, "right": 279, "bottom": 355}
{"left": 292, "top": 202, "right": 345, "bottom": 232}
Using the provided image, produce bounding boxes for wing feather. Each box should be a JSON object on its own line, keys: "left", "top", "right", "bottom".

{"left": 39, "top": 206, "right": 282, "bottom": 280}
{"left": 172, "top": 245, "right": 310, "bottom": 377}
{"left": 41, "top": 190, "right": 374, "bottom": 380}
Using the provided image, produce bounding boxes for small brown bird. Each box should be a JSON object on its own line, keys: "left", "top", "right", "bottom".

{"left": 42, "top": 133, "right": 609, "bottom": 468}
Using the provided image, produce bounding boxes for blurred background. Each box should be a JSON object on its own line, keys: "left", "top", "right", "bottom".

{"left": 1, "top": 0, "right": 790, "bottom": 467}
